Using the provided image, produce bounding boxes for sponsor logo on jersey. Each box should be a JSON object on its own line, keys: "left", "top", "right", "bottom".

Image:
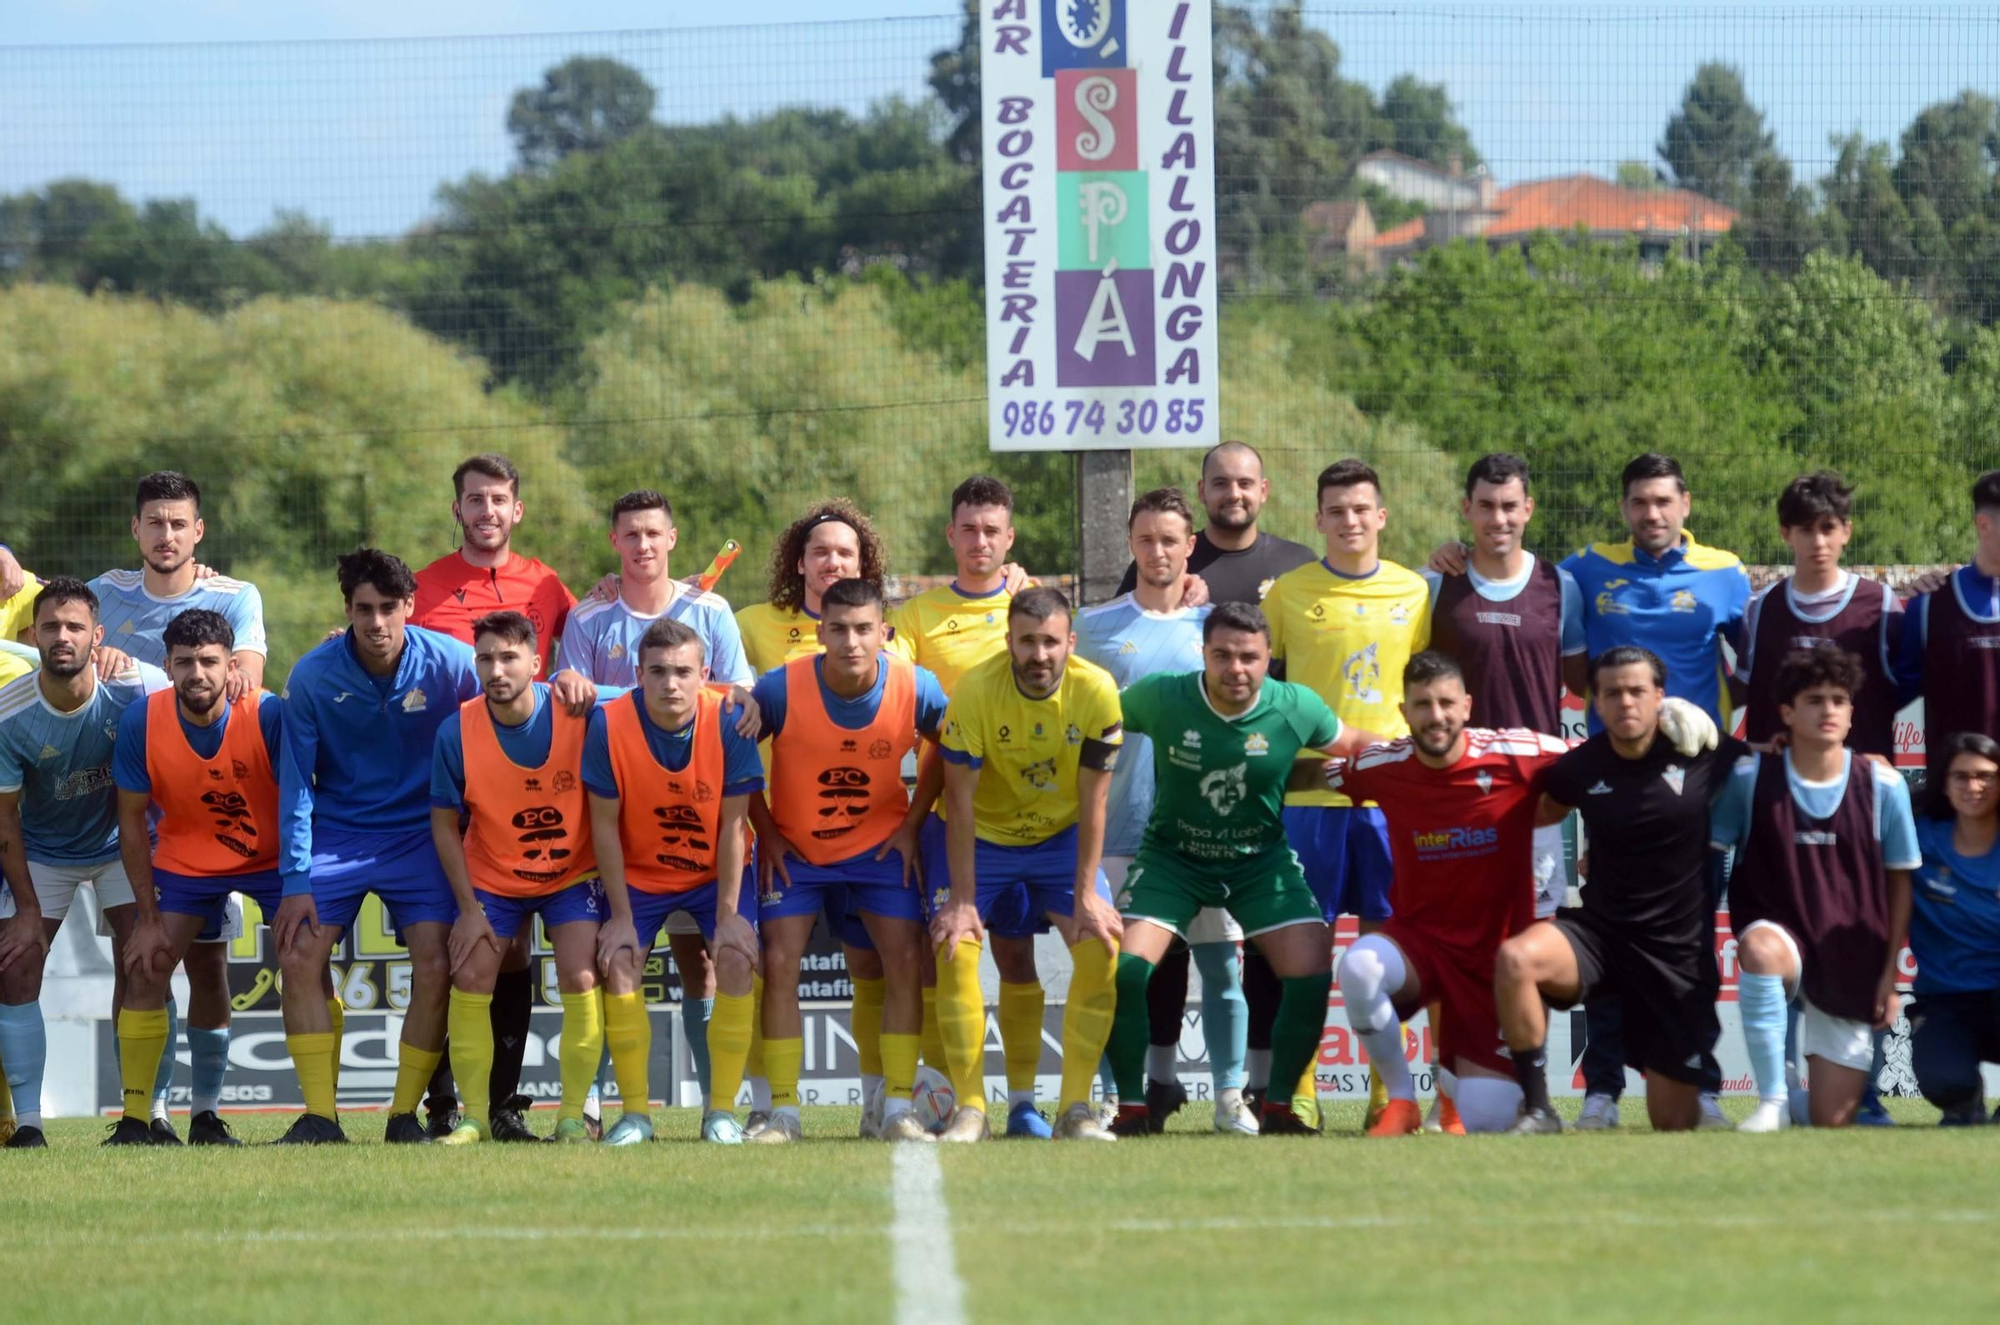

{"left": 1795, "top": 830, "right": 1838, "bottom": 846}
{"left": 400, "top": 688, "right": 428, "bottom": 713}
{"left": 1120, "top": 640, "right": 1138, "bottom": 654}
{"left": 1474, "top": 611, "right": 1522, "bottom": 628}
{"left": 1198, "top": 762, "right": 1247, "bottom": 815}
{"left": 1182, "top": 729, "right": 1201, "bottom": 748}
{"left": 1341, "top": 641, "right": 1383, "bottom": 704}
{"left": 37, "top": 743, "right": 58, "bottom": 761}
{"left": 1661, "top": 764, "right": 1686, "bottom": 795}
{"left": 1595, "top": 578, "right": 1630, "bottom": 616}
{"left": 1412, "top": 825, "right": 1499, "bottom": 852}
{"left": 332, "top": 692, "right": 355, "bottom": 704}
{"left": 1020, "top": 756, "right": 1058, "bottom": 793}
{"left": 1587, "top": 780, "right": 1613, "bottom": 795}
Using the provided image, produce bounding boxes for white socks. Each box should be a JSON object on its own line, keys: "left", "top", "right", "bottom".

{"left": 1338, "top": 934, "right": 1413, "bottom": 1102}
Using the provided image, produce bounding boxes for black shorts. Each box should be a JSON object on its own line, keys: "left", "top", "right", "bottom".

{"left": 1549, "top": 908, "right": 1720, "bottom": 1087}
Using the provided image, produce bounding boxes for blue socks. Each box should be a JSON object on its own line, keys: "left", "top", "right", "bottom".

{"left": 0, "top": 1001, "right": 46, "bottom": 1127}
{"left": 151, "top": 994, "right": 179, "bottom": 1116}
{"left": 1739, "top": 971, "right": 1789, "bottom": 1104}
{"left": 684, "top": 995, "right": 714, "bottom": 1102}
{"left": 1191, "top": 941, "right": 1247, "bottom": 1092}
{"left": 1097, "top": 1052, "right": 1117, "bottom": 1101}
{"left": 189, "top": 1026, "right": 230, "bottom": 1116}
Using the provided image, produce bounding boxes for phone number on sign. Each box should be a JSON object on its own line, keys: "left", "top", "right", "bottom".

{"left": 1000, "top": 397, "right": 1207, "bottom": 440}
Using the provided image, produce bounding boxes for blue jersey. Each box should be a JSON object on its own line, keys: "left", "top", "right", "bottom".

{"left": 0, "top": 663, "right": 169, "bottom": 864}
{"left": 1561, "top": 532, "right": 1750, "bottom": 731}
{"left": 749, "top": 654, "right": 948, "bottom": 740}
{"left": 557, "top": 590, "right": 753, "bottom": 690}
{"left": 1708, "top": 750, "right": 1921, "bottom": 868}
{"left": 87, "top": 569, "right": 268, "bottom": 664}
{"left": 430, "top": 681, "right": 627, "bottom": 810}
{"left": 1910, "top": 817, "right": 2000, "bottom": 996}
{"left": 112, "top": 689, "right": 284, "bottom": 795}
{"left": 277, "top": 626, "right": 481, "bottom": 895}
{"left": 1074, "top": 594, "right": 1209, "bottom": 856}
{"left": 1893, "top": 564, "right": 2000, "bottom": 702}
{"left": 580, "top": 689, "right": 766, "bottom": 801}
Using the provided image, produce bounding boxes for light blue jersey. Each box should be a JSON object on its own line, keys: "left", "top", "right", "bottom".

{"left": 0, "top": 663, "right": 169, "bottom": 864}
{"left": 1073, "top": 593, "right": 1210, "bottom": 856}
{"left": 87, "top": 568, "right": 268, "bottom": 663}
{"left": 556, "top": 589, "right": 752, "bottom": 689}
{"left": 1708, "top": 749, "right": 1921, "bottom": 869}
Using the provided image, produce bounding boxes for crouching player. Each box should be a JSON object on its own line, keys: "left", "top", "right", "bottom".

{"left": 929, "top": 588, "right": 1124, "bottom": 1142}
{"left": 1105, "top": 604, "right": 1382, "bottom": 1135}
{"left": 1324, "top": 652, "right": 1570, "bottom": 1134}
{"left": 585, "top": 619, "right": 763, "bottom": 1145}
{"left": 114, "top": 609, "right": 288, "bottom": 1144}
{"left": 747, "top": 578, "right": 947, "bottom": 1144}
{"left": 1709, "top": 644, "right": 1917, "bottom": 1130}
{"left": 431, "top": 612, "right": 612, "bottom": 1145}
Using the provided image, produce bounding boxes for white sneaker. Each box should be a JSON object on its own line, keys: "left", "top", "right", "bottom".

{"left": 1095, "top": 1098, "right": 1119, "bottom": 1129}
{"left": 936, "top": 1105, "right": 991, "bottom": 1143}
{"left": 1053, "top": 1101, "right": 1117, "bottom": 1142}
{"left": 1738, "top": 1099, "right": 1789, "bottom": 1133}
{"left": 1697, "top": 1092, "right": 1731, "bottom": 1131}
{"left": 882, "top": 1112, "right": 937, "bottom": 1143}
{"left": 743, "top": 1109, "right": 772, "bottom": 1139}
{"left": 747, "top": 1111, "right": 801, "bottom": 1145}
{"left": 1420, "top": 1094, "right": 1444, "bottom": 1134}
{"left": 1213, "top": 1097, "right": 1261, "bottom": 1136}
{"left": 858, "top": 1084, "right": 885, "bottom": 1140}
{"left": 1575, "top": 1093, "right": 1620, "bottom": 1130}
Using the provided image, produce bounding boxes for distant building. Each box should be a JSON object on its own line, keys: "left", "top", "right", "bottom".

{"left": 1371, "top": 173, "right": 1738, "bottom": 266}
{"left": 1356, "top": 150, "right": 1496, "bottom": 213}
{"left": 1301, "top": 200, "right": 1378, "bottom": 273}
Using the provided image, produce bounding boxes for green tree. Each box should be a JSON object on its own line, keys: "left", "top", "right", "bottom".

{"left": 928, "top": 0, "right": 981, "bottom": 166}
{"left": 1658, "top": 62, "right": 1774, "bottom": 208}
{"left": 507, "top": 57, "right": 658, "bottom": 170}
{"left": 1377, "top": 75, "right": 1480, "bottom": 170}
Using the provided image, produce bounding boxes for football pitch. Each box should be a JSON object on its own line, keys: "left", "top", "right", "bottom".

{"left": 6, "top": 1099, "right": 1994, "bottom": 1323}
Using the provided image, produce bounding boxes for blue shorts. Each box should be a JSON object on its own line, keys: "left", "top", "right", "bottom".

{"left": 1283, "top": 805, "right": 1394, "bottom": 922}
{"left": 925, "top": 822, "right": 1110, "bottom": 930}
{"left": 918, "top": 813, "right": 1048, "bottom": 939}
{"left": 157, "top": 867, "right": 282, "bottom": 924}
{"left": 308, "top": 824, "right": 457, "bottom": 933}
{"left": 476, "top": 877, "right": 606, "bottom": 941}
{"left": 759, "top": 843, "right": 923, "bottom": 929}
{"left": 824, "top": 884, "right": 877, "bottom": 951}
{"left": 630, "top": 873, "right": 758, "bottom": 946}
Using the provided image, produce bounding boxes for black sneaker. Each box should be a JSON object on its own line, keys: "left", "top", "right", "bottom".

{"left": 1243, "top": 1086, "right": 1267, "bottom": 1118}
{"left": 1108, "top": 1104, "right": 1152, "bottom": 1138}
{"left": 188, "top": 1111, "right": 244, "bottom": 1146}
{"left": 1507, "top": 1106, "right": 1563, "bottom": 1135}
{"left": 149, "top": 1117, "right": 184, "bottom": 1146}
{"left": 491, "top": 1095, "right": 538, "bottom": 1143}
{"left": 424, "top": 1104, "right": 461, "bottom": 1140}
{"left": 1258, "top": 1103, "right": 1318, "bottom": 1137}
{"left": 386, "top": 1111, "right": 431, "bottom": 1144}
{"left": 272, "top": 1113, "right": 348, "bottom": 1146}
{"left": 4, "top": 1125, "right": 47, "bottom": 1149}
{"left": 103, "top": 1117, "right": 157, "bottom": 1147}
{"left": 1144, "top": 1077, "right": 1189, "bottom": 1134}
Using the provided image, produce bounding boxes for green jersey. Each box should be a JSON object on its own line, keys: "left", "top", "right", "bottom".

{"left": 1120, "top": 671, "right": 1342, "bottom": 863}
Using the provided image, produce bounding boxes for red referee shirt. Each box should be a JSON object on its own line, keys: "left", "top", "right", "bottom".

{"left": 412, "top": 549, "right": 576, "bottom": 668}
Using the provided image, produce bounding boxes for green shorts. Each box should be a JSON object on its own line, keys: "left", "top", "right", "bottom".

{"left": 1113, "top": 846, "right": 1323, "bottom": 939}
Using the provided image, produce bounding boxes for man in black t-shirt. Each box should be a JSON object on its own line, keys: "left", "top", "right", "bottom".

{"left": 1114, "top": 441, "right": 1314, "bottom": 607}
{"left": 1496, "top": 646, "right": 1744, "bottom": 1133}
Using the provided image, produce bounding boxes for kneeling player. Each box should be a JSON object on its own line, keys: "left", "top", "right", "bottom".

{"left": 929, "top": 588, "right": 1124, "bottom": 1142}
{"left": 1710, "top": 644, "right": 1917, "bottom": 1130}
{"left": 587, "top": 619, "right": 762, "bottom": 1144}
{"left": 747, "top": 578, "right": 946, "bottom": 1143}
{"left": 1325, "top": 652, "right": 1569, "bottom": 1134}
{"left": 114, "top": 610, "right": 288, "bottom": 1144}
{"left": 1105, "top": 604, "right": 1382, "bottom": 1135}
{"left": 1495, "top": 647, "right": 1735, "bottom": 1133}
{"left": 431, "top": 612, "right": 613, "bottom": 1145}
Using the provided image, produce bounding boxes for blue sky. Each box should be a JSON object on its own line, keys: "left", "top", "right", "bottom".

{"left": 2, "top": 2, "right": 1993, "bottom": 238}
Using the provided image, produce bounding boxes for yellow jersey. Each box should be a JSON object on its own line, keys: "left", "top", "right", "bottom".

{"left": 736, "top": 600, "right": 915, "bottom": 676}
{"left": 0, "top": 572, "right": 43, "bottom": 646}
{"left": 1265, "top": 557, "right": 1432, "bottom": 808}
{"left": 888, "top": 583, "right": 1013, "bottom": 695}
{"left": 939, "top": 650, "right": 1123, "bottom": 845}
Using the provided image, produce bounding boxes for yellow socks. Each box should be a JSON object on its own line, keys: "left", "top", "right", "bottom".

{"left": 920, "top": 985, "right": 946, "bottom": 1072}
{"left": 850, "top": 976, "right": 886, "bottom": 1078}
{"left": 287, "top": 1032, "right": 338, "bottom": 1120}
{"left": 880, "top": 1031, "right": 918, "bottom": 1104}
{"left": 389, "top": 1042, "right": 443, "bottom": 1116}
{"left": 707, "top": 989, "right": 755, "bottom": 1112}
{"left": 1059, "top": 940, "right": 1118, "bottom": 1113}
{"left": 765, "top": 1035, "right": 804, "bottom": 1110}
{"left": 326, "top": 995, "right": 345, "bottom": 1096}
{"left": 998, "top": 980, "right": 1045, "bottom": 1096}
{"left": 0, "top": 1057, "right": 13, "bottom": 1121}
{"left": 935, "top": 940, "right": 987, "bottom": 1112}
{"left": 603, "top": 990, "right": 651, "bottom": 1117}
{"left": 446, "top": 990, "right": 494, "bottom": 1128}
{"left": 746, "top": 974, "right": 766, "bottom": 1081}
{"left": 557, "top": 991, "right": 604, "bottom": 1123}
{"left": 117, "top": 1007, "right": 169, "bottom": 1121}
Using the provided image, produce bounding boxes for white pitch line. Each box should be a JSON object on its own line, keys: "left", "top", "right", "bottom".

{"left": 890, "top": 1145, "right": 968, "bottom": 1325}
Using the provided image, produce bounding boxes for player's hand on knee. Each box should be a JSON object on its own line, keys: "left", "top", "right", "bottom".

{"left": 448, "top": 910, "right": 498, "bottom": 974}
{"left": 715, "top": 912, "right": 759, "bottom": 970}
{"left": 0, "top": 910, "right": 49, "bottom": 972}
{"left": 123, "top": 917, "right": 173, "bottom": 982}
{"left": 596, "top": 915, "right": 640, "bottom": 977}
{"left": 274, "top": 895, "right": 321, "bottom": 957}
{"left": 929, "top": 900, "right": 984, "bottom": 953}
{"left": 1656, "top": 697, "right": 1719, "bottom": 755}
{"left": 1073, "top": 893, "right": 1123, "bottom": 953}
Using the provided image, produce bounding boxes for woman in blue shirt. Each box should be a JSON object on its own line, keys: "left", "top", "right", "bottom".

{"left": 1908, "top": 731, "right": 2000, "bottom": 1125}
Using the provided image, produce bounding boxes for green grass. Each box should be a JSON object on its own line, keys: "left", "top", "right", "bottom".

{"left": 5, "top": 1099, "right": 1994, "bottom": 1323}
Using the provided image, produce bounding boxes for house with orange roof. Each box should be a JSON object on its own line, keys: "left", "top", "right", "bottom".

{"left": 1369, "top": 173, "right": 1738, "bottom": 267}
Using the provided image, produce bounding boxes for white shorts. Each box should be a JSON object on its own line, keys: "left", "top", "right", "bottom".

{"left": 1737, "top": 919, "right": 1875, "bottom": 1073}
{"left": 1104, "top": 856, "right": 1242, "bottom": 945}
{"left": 0, "top": 857, "right": 135, "bottom": 923}
{"left": 1531, "top": 823, "right": 1566, "bottom": 920}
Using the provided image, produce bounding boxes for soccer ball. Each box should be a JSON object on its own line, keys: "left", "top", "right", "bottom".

{"left": 911, "top": 1066, "right": 957, "bottom": 1134}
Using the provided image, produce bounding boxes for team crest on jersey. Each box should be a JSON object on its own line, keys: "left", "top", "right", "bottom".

{"left": 693, "top": 780, "right": 715, "bottom": 803}
{"left": 1064, "top": 724, "right": 1082, "bottom": 745}
{"left": 400, "top": 688, "right": 428, "bottom": 713}
{"left": 552, "top": 770, "right": 577, "bottom": 794}
{"left": 231, "top": 759, "right": 249, "bottom": 780}
{"left": 1033, "top": 722, "right": 1044, "bottom": 738}
{"left": 1670, "top": 589, "right": 1698, "bottom": 613}
{"left": 869, "top": 740, "right": 893, "bottom": 759}
{"left": 1243, "top": 731, "right": 1270, "bottom": 757}
{"left": 1389, "top": 603, "right": 1410, "bottom": 625}
{"left": 609, "top": 643, "right": 626, "bottom": 660}
{"left": 1342, "top": 642, "right": 1383, "bottom": 704}
{"left": 1661, "top": 764, "right": 1686, "bottom": 795}
{"left": 1475, "top": 769, "right": 1493, "bottom": 794}
{"left": 1257, "top": 578, "right": 1275, "bottom": 601}
{"left": 1199, "top": 762, "right": 1248, "bottom": 815}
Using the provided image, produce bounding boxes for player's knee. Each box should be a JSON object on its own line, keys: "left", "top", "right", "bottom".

{"left": 714, "top": 945, "right": 754, "bottom": 995}
{"left": 407, "top": 944, "right": 450, "bottom": 994}
{"left": 1335, "top": 934, "right": 1403, "bottom": 1031}
{"left": 1737, "top": 925, "right": 1792, "bottom": 977}
{"left": 280, "top": 942, "right": 324, "bottom": 988}
{"left": 1454, "top": 1076, "right": 1524, "bottom": 1133}
{"left": 1913, "top": 1037, "right": 1981, "bottom": 1111}
{"left": 1492, "top": 936, "right": 1534, "bottom": 990}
